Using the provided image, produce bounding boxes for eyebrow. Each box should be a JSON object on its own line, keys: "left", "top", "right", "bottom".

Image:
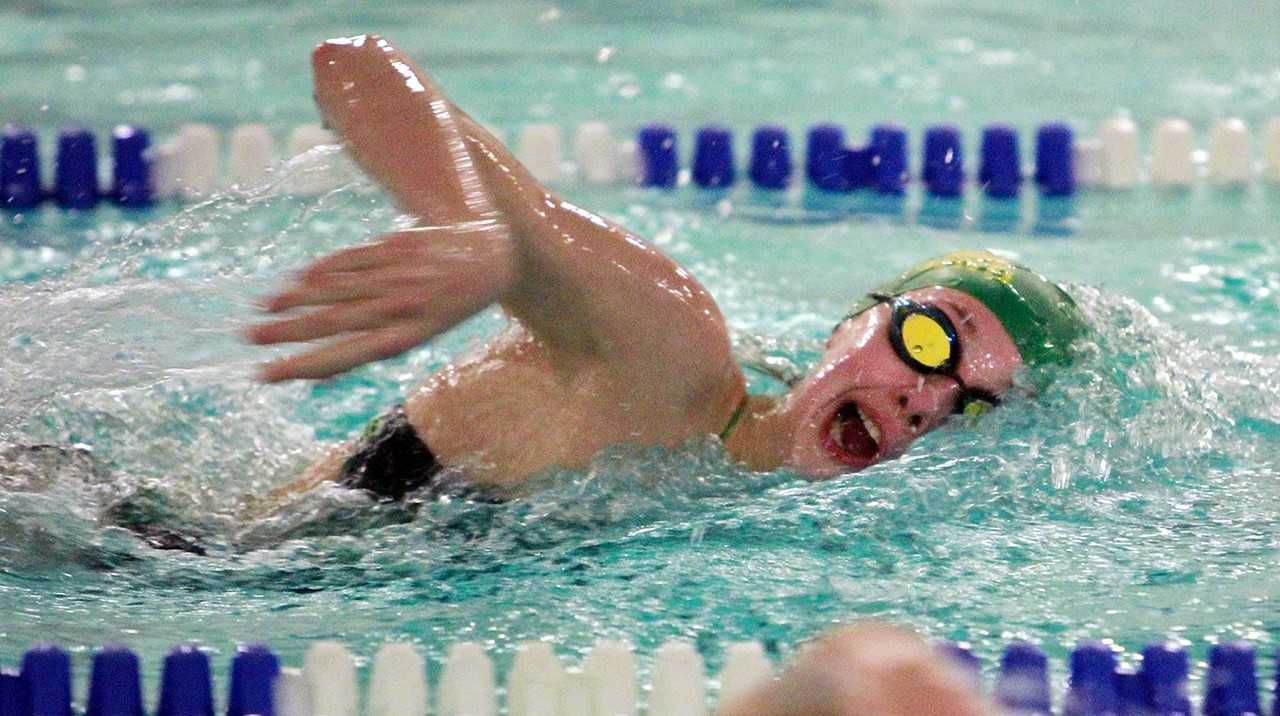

{"left": 938, "top": 299, "right": 976, "bottom": 329}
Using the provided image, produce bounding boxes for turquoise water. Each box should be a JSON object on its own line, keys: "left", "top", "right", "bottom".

{"left": 3, "top": 0, "right": 1280, "bottom": 701}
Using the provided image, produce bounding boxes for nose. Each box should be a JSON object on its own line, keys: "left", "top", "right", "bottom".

{"left": 889, "top": 378, "right": 961, "bottom": 432}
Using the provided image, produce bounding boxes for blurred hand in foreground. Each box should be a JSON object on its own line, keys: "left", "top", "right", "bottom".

{"left": 716, "top": 623, "right": 993, "bottom": 716}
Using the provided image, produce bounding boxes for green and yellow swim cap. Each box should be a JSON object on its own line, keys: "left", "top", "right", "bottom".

{"left": 843, "top": 250, "right": 1088, "bottom": 369}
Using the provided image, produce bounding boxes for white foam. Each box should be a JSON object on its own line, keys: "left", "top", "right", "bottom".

{"left": 303, "top": 641, "right": 358, "bottom": 716}
{"left": 649, "top": 641, "right": 707, "bottom": 716}
{"left": 516, "top": 124, "right": 564, "bottom": 183}
{"left": 439, "top": 642, "right": 496, "bottom": 716}
{"left": 1208, "top": 118, "right": 1251, "bottom": 185}
{"left": 1098, "top": 116, "right": 1139, "bottom": 189}
{"left": 369, "top": 643, "right": 428, "bottom": 716}
{"left": 717, "top": 642, "right": 773, "bottom": 709}
{"left": 228, "top": 124, "right": 276, "bottom": 186}
{"left": 583, "top": 640, "right": 636, "bottom": 716}
{"left": 573, "top": 121, "right": 616, "bottom": 184}
{"left": 1150, "top": 118, "right": 1195, "bottom": 187}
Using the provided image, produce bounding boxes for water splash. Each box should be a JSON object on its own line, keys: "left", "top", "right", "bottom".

{"left": 0, "top": 151, "right": 1277, "bottom": 681}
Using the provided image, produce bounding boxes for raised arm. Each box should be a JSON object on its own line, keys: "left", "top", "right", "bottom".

{"left": 251, "top": 35, "right": 736, "bottom": 397}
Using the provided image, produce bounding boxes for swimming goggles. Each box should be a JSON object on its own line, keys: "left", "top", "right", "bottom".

{"left": 873, "top": 293, "right": 1002, "bottom": 417}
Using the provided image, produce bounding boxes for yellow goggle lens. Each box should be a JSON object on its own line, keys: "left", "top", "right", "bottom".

{"left": 899, "top": 313, "right": 953, "bottom": 369}
{"left": 962, "top": 399, "right": 994, "bottom": 418}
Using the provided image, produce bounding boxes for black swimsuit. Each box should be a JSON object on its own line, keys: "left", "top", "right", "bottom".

{"left": 336, "top": 405, "right": 445, "bottom": 501}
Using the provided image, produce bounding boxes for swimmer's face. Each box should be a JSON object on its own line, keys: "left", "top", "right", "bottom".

{"left": 780, "top": 286, "right": 1023, "bottom": 477}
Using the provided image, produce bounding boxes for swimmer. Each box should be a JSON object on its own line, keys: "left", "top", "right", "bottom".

{"left": 244, "top": 35, "right": 1089, "bottom": 509}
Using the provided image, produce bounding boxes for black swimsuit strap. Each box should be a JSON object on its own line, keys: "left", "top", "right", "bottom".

{"left": 338, "top": 406, "right": 443, "bottom": 501}
{"left": 718, "top": 394, "right": 750, "bottom": 442}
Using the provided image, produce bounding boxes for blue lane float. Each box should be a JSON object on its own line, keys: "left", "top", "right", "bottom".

{"left": 157, "top": 646, "right": 213, "bottom": 716}
{"left": 54, "top": 127, "right": 99, "bottom": 209}
{"left": 111, "top": 125, "right": 153, "bottom": 208}
{"left": 1036, "top": 122, "right": 1076, "bottom": 197}
{"left": 637, "top": 123, "right": 679, "bottom": 189}
{"left": 805, "top": 124, "right": 849, "bottom": 192}
{"left": 995, "top": 641, "right": 1053, "bottom": 715}
{"left": 869, "top": 123, "right": 909, "bottom": 195}
{"left": 748, "top": 125, "right": 792, "bottom": 190}
{"left": 979, "top": 124, "right": 1023, "bottom": 198}
{"left": 922, "top": 124, "right": 965, "bottom": 197}
{"left": 19, "top": 644, "right": 73, "bottom": 716}
{"left": 86, "top": 645, "right": 144, "bottom": 716}
{"left": 226, "top": 644, "right": 279, "bottom": 716}
{"left": 0, "top": 672, "right": 22, "bottom": 716}
{"left": 4, "top": 120, "right": 1087, "bottom": 215}
{"left": 1064, "top": 641, "right": 1120, "bottom": 716}
{"left": 1205, "top": 641, "right": 1262, "bottom": 716}
{"left": 845, "top": 143, "right": 875, "bottom": 191}
{"left": 1, "top": 639, "right": 1278, "bottom": 715}
{"left": 628, "top": 121, "right": 1085, "bottom": 202}
{"left": 692, "top": 125, "right": 735, "bottom": 189}
{"left": 1115, "top": 668, "right": 1145, "bottom": 713}
{"left": 1143, "top": 641, "right": 1193, "bottom": 715}
{"left": 1, "top": 125, "right": 42, "bottom": 210}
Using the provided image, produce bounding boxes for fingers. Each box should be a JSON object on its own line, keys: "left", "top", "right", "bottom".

{"left": 262, "top": 263, "right": 434, "bottom": 312}
{"left": 245, "top": 293, "right": 422, "bottom": 345}
{"left": 298, "top": 239, "right": 403, "bottom": 277}
{"left": 246, "top": 224, "right": 514, "bottom": 381}
{"left": 256, "top": 320, "right": 427, "bottom": 383}
{"left": 261, "top": 273, "right": 385, "bottom": 312}
{"left": 295, "top": 223, "right": 504, "bottom": 279}
{"left": 267, "top": 226, "right": 509, "bottom": 313}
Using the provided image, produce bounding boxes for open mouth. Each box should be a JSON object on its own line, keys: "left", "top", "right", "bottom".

{"left": 822, "top": 401, "right": 881, "bottom": 466}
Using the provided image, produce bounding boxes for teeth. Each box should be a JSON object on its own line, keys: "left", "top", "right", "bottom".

{"left": 828, "top": 414, "right": 843, "bottom": 443}
{"left": 858, "top": 405, "right": 881, "bottom": 445}
{"left": 829, "top": 403, "right": 882, "bottom": 451}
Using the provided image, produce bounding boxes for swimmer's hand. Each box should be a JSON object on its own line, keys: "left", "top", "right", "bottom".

{"left": 245, "top": 223, "right": 513, "bottom": 382}
{"left": 716, "top": 623, "right": 993, "bottom": 716}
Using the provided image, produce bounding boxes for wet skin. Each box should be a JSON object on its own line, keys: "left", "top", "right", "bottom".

{"left": 773, "top": 286, "right": 1023, "bottom": 477}
{"left": 248, "top": 35, "right": 1024, "bottom": 493}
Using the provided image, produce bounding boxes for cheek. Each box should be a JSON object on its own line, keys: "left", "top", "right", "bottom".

{"left": 826, "top": 326, "right": 908, "bottom": 381}
{"left": 957, "top": 337, "right": 1023, "bottom": 392}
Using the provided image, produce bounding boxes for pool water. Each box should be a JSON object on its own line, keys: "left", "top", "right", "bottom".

{"left": 2, "top": 0, "right": 1280, "bottom": 700}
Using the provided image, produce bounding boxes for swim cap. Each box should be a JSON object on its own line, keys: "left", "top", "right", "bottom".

{"left": 843, "top": 250, "right": 1088, "bottom": 369}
